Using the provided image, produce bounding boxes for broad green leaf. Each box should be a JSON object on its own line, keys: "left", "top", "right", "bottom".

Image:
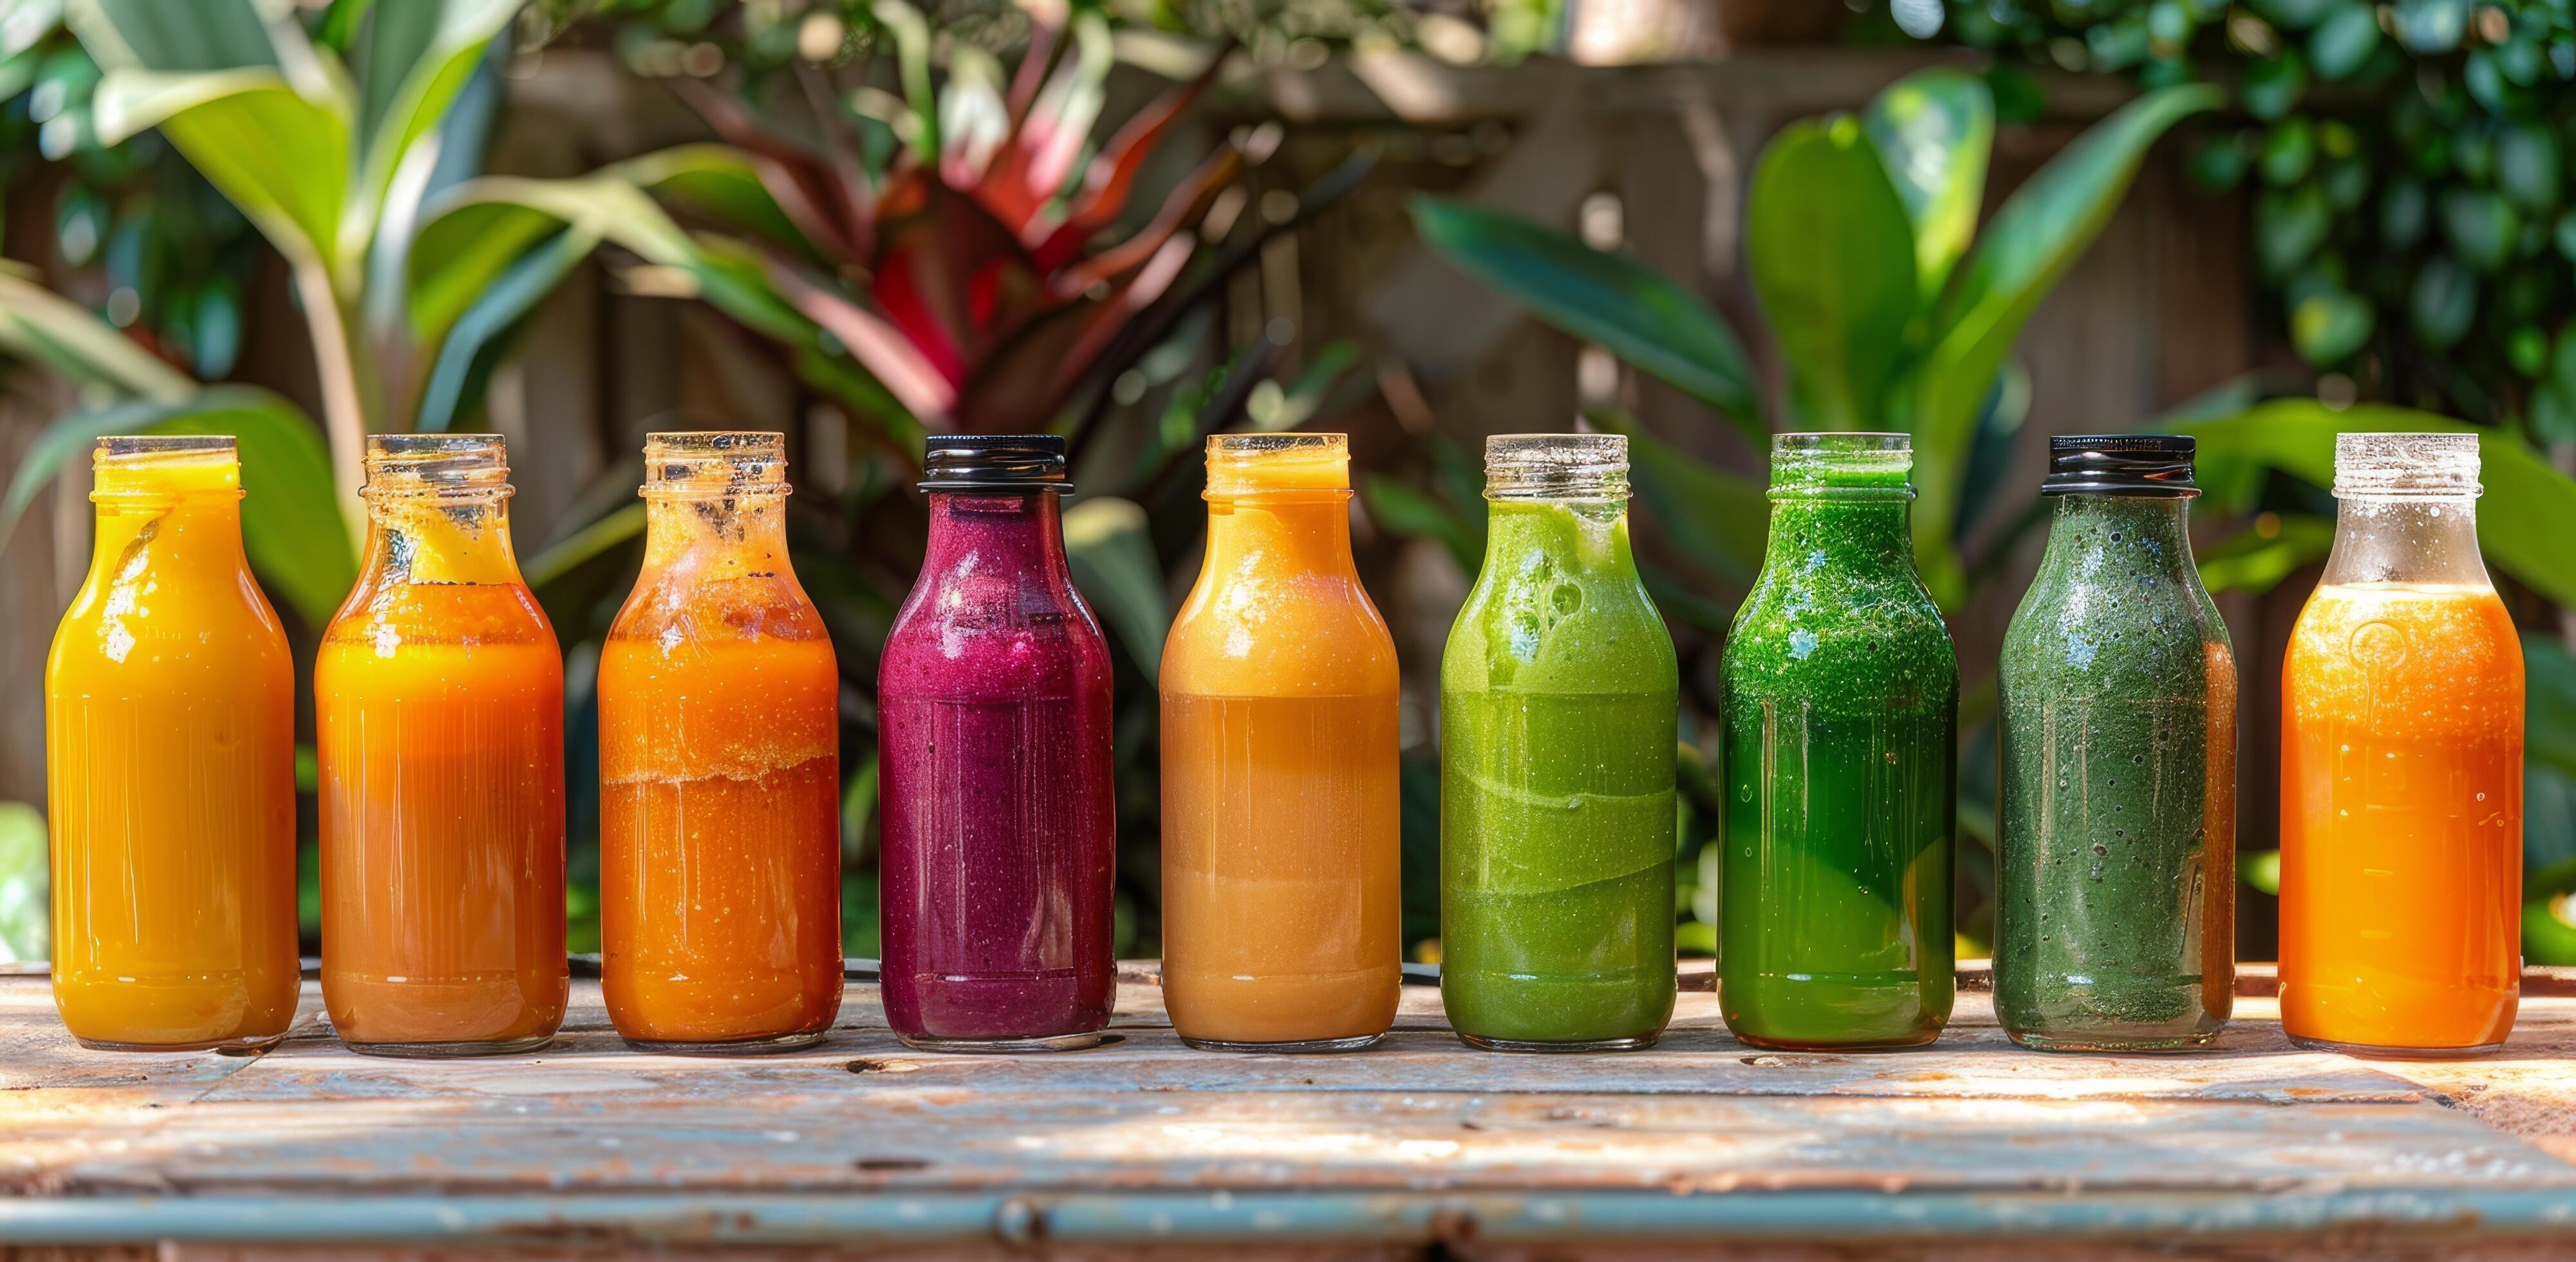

{"left": 65, "top": 0, "right": 279, "bottom": 72}
{"left": 0, "top": 386, "right": 354, "bottom": 627}
{"left": 350, "top": 0, "right": 519, "bottom": 239}
{"left": 91, "top": 70, "right": 351, "bottom": 269}
{"left": 0, "top": 264, "right": 193, "bottom": 400}
{"left": 2530, "top": 632, "right": 2576, "bottom": 784}
{"left": 0, "top": 802, "right": 45, "bottom": 963}
{"left": 632, "top": 143, "right": 821, "bottom": 262}
{"left": 1411, "top": 196, "right": 1762, "bottom": 442}
{"left": 2176, "top": 400, "right": 2576, "bottom": 608}
{"left": 1063, "top": 496, "right": 1170, "bottom": 676}
{"left": 523, "top": 500, "right": 642, "bottom": 590}
{"left": 1911, "top": 82, "right": 2220, "bottom": 604}
{"left": 2194, "top": 512, "right": 2334, "bottom": 594}
{"left": 414, "top": 226, "right": 594, "bottom": 431}
{"left": 1862, "top": 68, "right": 1993, "bottom": 305}
{"left": 1587, "top": 407, "right": 1767, "bottom": 583}
{"left": 1747, "top": 115, "right": 1919, "bottom": 432}
{"left": 1359, "top": 475, "right": 1480, "bottom": 575}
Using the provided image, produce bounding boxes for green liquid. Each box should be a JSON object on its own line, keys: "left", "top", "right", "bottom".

{"left": 1441, "top": 499, "right": 1677, "bottom": 1046}
{"left": 1995, "top": 494, "right": 2234, "bottom": 1050}
{"left": 1720, "top": 472, "right": 1956, "bottom": 1049}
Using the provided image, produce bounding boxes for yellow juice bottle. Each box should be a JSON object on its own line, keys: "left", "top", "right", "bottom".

{"left": 317, "top": 435, "right": 566, "bottom": 1056}
{"left": 45, "top": 435, "right": 299, "bottom": 1051}
{"left": 1159, "top": 433, "right": 1401, "bottom": 1051}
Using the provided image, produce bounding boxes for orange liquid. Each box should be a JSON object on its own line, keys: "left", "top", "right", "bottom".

{"left": 599, "top": 626, "right": 841, "bottom": 1046}
{"left": 2281, "top": 581, "right": 2523, "bottom": 1050}
{"left": 1159, "top": 444, "right": 1401, "bottom": 1046}
{"left": 319, "top": 582, "right": 568, "bottom": 1049}
{"left": 46, "top": 449, "right": 298, "bottom": 1049}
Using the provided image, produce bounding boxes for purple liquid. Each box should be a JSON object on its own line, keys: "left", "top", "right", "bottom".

{"left": 878, "top": 490, "right": 1116, "bottom": 1042}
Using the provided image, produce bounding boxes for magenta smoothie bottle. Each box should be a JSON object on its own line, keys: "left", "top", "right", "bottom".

{"left": 878, "top": 435, "right": 1118, "bottom": 1050}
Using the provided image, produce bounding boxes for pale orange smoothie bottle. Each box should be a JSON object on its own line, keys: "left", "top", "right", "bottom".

{"left": 318, "top": 435, "right": 567, "bottom": 1056}
{"left": 45, "top": 436, "right": 299, "bottom": 1051}
{"left": 2281, "top": 432, "right": 2523, "bottom": 1057}
{"left": 1159, "top": 432, "right": 1401, "bottom": 1051}
{"left": 599, "top": 433, "right": 841, "bottom": 1051}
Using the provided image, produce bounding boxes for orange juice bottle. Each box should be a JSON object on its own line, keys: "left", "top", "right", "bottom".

{"left": 1159, "top": 433, "right": 1401, "bottom": 1051}
{"left": 599, "top": 432, "right": 841, "bottom": 1051}
{"left": 45, "top": 436, "right": 298, "bottom": 1051}
{"left": 2281, "top": 431, "right": 2523, "bottom": 1056}
{"left": 317, "top": 435, "right": 567, "bottom": 1056}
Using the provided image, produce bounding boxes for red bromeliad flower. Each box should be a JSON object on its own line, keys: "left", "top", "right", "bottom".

{"left": 675, "top": 14, "right": 1246, "bottom": 434}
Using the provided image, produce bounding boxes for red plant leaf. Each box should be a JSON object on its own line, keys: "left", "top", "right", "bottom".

{"left": 674, "top": 79, "right": 874, "bottom": 264}
{"left": 769, "top": 260, "right": 960, "bottom": 424}
{"left": 1054, "top": 41, "right": 1235, "bottom": 255}
{"left": 1045, "top": 147, "right": 1242, "bottom": 296}
{"left": 872, "top": 179, "right": 1055, "bottom": 371}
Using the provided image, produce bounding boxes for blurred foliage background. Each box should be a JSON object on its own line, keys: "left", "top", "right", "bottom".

{"left": 2, "top": 0, "right": 2573, "bottom": 970}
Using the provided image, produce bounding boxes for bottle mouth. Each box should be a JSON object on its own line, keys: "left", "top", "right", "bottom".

{"left": 364, "top": 433, "right": 512, "bottom": 500}
{"left": 1485, "top": 433, "right": 1628, "bottom": 502}
{"left": 1204, "top": 431, "right": 1349, "bottom": 496}
{"left": 1769, "top": 432, "right": 1914, "bottom": 500}
{"left": 2042, "top": 434, "right": 2199, "bottom": 497}
{"left": 644, "top": 431, "right": 790, "bottom": 497}
{"left": 89, "top": 435, "right": 241, "bottom": 500}
{"left": 919, "top": 433, "right": 1070, "bottom": 493}
{"left": 2333, "top": 431, "right": 2482, "bottom": 499}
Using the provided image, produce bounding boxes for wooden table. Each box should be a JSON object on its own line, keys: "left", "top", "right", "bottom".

{"left": 7, "top": 962, "right": 2576, "bottom": 1258}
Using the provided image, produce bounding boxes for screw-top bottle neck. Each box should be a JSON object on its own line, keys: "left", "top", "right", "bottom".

{"left": 363, "top": 433, "right": 512, "bottom": 504}
{"left": 2333, "top": 431, "right": 2481, "bottom": 502}
{"left": 89, "top": 435, "right": 242, "bottom": 505}
{"left": 643, "top": 431, "right": 790, "bottom": 498}
{"left": 1204, "top": 432, "right": 1350, "bottom": 499}
{"left": 1484, "top": 433, "right": 1627, "bottom": 504}
{"left": 1768, "top": 432, "right": 1915, "bottom": 502}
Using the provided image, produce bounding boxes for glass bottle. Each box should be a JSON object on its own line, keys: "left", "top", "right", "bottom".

{"left": 2281, "top": 431, "right": 2521, "bottom": 1057}
{"left": 317, "top": 434, "right": 567, "bottom": 1056}
{"left": 1721, "top": 432, "right": 1956, "bottom": 1050}
{"left": 45, "top": 436, "right": 298, "bottom": 1051}
{"left": 599, "top": 432, "right": 842, "bottom": 1051}
{"left": 1160, "top": 432, "right": 1401, "bottom": 1052}
{"left": 1995, "top": 435, "right": 2236, "bottom": 1051}
{"left": 1441, "top": 433, "right": 1677, "bottom": 1051}
{"left": 878, "top": 435, "right": 1117, "bottom": 1051}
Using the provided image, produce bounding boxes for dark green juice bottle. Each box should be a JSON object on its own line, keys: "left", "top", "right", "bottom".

{"left": 1995, "top": 435, "right": 2235, "bottom": 1051}
{"left": 1441, "top": 434, "right": 1679, "bottom": 1051}
{"left": 1721, "top": 433, "right": 1956, "bottom": 1050}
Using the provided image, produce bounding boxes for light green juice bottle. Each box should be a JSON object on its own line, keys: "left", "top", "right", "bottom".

{"left": 1441, "top": 433, "right": 1679, "bottom": 1051}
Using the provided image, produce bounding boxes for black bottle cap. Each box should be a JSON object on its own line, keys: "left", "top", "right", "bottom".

{"left": 919, "top": 434, "right": 1070, "bottom": 492}
{"left": 2041, "top": 434, "right": 2198, "bottom": 497}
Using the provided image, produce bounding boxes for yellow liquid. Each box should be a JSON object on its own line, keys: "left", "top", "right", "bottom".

{"left": 45, "top": 447, "right": 299, "bottom": 1050}
{"left": 1158, "top": 438, "right": 1401, "bottom": 1046}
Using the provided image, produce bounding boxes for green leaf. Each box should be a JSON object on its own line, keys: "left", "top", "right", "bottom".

{"left": 2411, "top": 255, "right": 2478, "bottom": 348}
{"left": 2496, "top": 124, "right": 2561, "bottom": 214}
{"left": 2441, "top": 188, "right": 2521, "bottom": 272}
{"left": 1061, "top": 496, "right": 1170, "bottom": 677}
{"left": 521, "top": 500, "right": 642, "bottom": 591}
{"left": 2239, "top": 848, "right": 2281, "bottom": 896}
{"left": 90, "top": 70, "right": 351, "bottom": 269}
{"left": 2289, "top": 286, "right": 2375, "bottom": 364}
{"left": 2176, "top": 401, "right": 2576, "bottom": 608}
{"left": 1912, "top": 82, "right": 2221, "bottom": 604}
{"left": 2391, "top": 0, "right": 2467, "bottom": 53}
{"left": 2309, "top": 2, "right": 2384, "bottom": 79}
{"left": 1862, "top": 68, "right": 1993, "bottom": 305}
{"left": 0, "top": 387, "right": 355, "bottom": 627}
{"left": 1587, "top": 406, "right": 1768, "bottom": 583}
{"left": 0, "top": 263, "right": 194, "bottom": 400}
{"left": 350, "top": 0, "right": 519, "bottom": 237}
{"left": 2194, "top": 512, "right": 2334, "bottom": 594}
{"left": 1359, "top": 474, "right": 1480, "bottom": 575}
{"left": 0, "top": 802, "right": 46, "bottom": 963}
{"left": 1410, "top": 196, "right": 1762, "bottom": 443}
{"left": 64, "top": 0, "right": 279, "bottom": 72}
{"left": 2241, "top": 51, "right": 2308, "bottom": 120}
{"left": 2255, "top": 184, "right": 2331, "bottom": 276}
{"left": 2529, "top": 632, "right": 2576, "bottom": 784}
{"left": 413, "top": 225, "right": 592, "bottom": 431}
{"left": 1748, "top": 114, "right": 1919, "bottom": 432}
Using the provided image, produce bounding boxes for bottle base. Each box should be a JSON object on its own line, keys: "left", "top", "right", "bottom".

{"left": 2289, "top": 1034, "right": 2510, "bottom": 1060}
{"left": 1457, "top": 1031, "right": 1661, "bottom": 1053}
{"left": 624, "top": 1030, "right": 830, "bottom": 1055}
{"left": 897, "top": 1030, "right": 1109, "bottom": 1054}
{"left": 341, "top": 1034, "right": 557, "bottom": 1059}
{"left": 1733, "top": 1030, "right": 1942, "bottom": 1052}
{"left": 75, "top": 1032, "right": 286, "bottom": 1055}
{"left": 1180, "top": 1033, "right": 1385, "bottom": 1054}
{"left": 2009, "top": 1029, "right": 2221, "bottom": 1054}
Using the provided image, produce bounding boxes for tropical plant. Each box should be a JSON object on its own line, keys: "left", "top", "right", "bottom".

{"left": 1874, "top": 0, "right": 2576, "bottom": 442}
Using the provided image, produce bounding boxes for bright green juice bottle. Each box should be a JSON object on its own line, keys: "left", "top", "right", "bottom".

{"left": 1441, "top": 434, "right": 1679, "bottom": 1051}
{"left": 1720, "top": 433, "right": 1957, "bottom": 1050}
